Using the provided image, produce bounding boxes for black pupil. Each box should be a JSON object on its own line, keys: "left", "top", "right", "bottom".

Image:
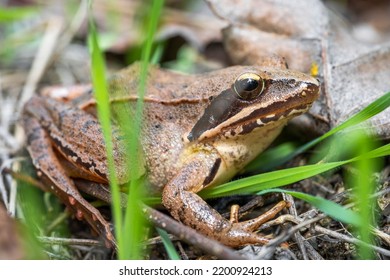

{"left": 239, "top": 78, "right": 258, "bottom": 92}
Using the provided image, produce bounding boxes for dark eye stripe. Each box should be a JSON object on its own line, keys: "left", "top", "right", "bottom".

{"left": 187, "top": 88, "right": 239, "bottom": 141}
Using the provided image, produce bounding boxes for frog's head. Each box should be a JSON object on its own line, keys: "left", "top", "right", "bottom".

{"left": 187, "top": 66, "right": 320, "bottom": 142}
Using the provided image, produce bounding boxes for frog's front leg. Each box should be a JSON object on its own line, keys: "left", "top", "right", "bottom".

{"left": 162, "top": 151, "right": 274, "bottom": 247}
{"left": 23, "top": 107, "right": 115, "bottom": 247}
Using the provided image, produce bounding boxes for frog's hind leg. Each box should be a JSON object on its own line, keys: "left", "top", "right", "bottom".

{"left": 162, "top": 152, "right": 274, "bottom": 247}
{"left": 23, "top": 115, "right": 115, "bottom": 248}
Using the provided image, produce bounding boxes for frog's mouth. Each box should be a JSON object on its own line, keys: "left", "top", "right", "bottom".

{"left": 187, "top": 79, "right": 319, "bottom": 142}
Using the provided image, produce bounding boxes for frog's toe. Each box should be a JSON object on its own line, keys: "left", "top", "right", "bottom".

{"left": 235, "top": 201, "right": 288, "bottom": 233}
{"left": 220, "top": 201, "right": 288, "bottom": 247}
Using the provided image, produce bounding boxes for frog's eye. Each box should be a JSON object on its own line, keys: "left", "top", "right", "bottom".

{"left": 233, "top": 73, "right": 264, "bottom": 100}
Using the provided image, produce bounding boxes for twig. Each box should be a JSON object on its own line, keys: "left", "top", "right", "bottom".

{"left": 145, "top": 233, "right": 177, "bottom": 245}
{"left": 55, "top": 0, "right": 88, "bottom": 55}
{"left": 259, "top": 213, "right": 390, "bottom": 257}
{"left": 0, "top": 128, "right": 18, "bottom": 151}
{"left": 0, "top": 162, "right": 10, "bottom": 210}
{"left": 314, "top": 225, "right": 390, "bottom": 257}
{"left": 44, "top": 212, "right": 69, "bottom": 235}
{"left": 176, "top": 241, "right": 189, "bottom": 260}
{"left": 1, "top": 158, "right": 31, "bottom": 214}
{"left": 283, "top": 193, "right": 309, "bottom": 260}
{"left": 38, "top": 236, "right": 102, "bottom": 247}
{"left": 18, "top": 17, "right": 64, "bottom": 111}
{"left": 2, "top": 166, "right": 47, "bottom": 192}
{"left": 373, "top": 228, "right": 390, "bottom": 247}
{"left": 303, "top": 239, "right": 324, "bottom": 260}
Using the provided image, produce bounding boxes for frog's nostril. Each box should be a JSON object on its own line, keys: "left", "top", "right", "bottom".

{"left": 307, "top": 76, "right": 320, "bottom": 87}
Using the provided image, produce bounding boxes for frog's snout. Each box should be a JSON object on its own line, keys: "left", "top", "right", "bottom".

{"left": 303, "top": 73, "right": 320, "bottom": 88}
{"left": 301, "top": 75, "right": 320, "bottom": 103}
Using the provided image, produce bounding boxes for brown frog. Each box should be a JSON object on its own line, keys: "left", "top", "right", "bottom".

{"left": 22, "top": 62, "right": 319, "bottom": 247}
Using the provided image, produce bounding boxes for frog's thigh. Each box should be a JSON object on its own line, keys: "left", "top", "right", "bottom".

{"left": 161, "top": 153, "right": 269, "bottom": 247}
{"left": 23, "top": 116, "right": 115, "bottom": 246}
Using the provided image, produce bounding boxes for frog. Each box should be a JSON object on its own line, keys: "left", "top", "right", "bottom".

{"left": 22, "top": 62, "right": 319, "bottom": 248}
{"left": 207, "top": 0, "right": 390, "bottom": 137}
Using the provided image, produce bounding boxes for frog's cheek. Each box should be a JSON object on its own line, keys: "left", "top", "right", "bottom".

{"left": 187, "top": 88, "right": 240, "bottom": 142}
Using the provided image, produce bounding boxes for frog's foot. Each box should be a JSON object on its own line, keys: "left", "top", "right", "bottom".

{"left": 162, "top": 153, "right": 288, "bottom": 247}
{"left": 229, "top": 200, "right": 288, "bottom": 232}
{"left": 223, "top": 201, "right": 289, "bottom": 246}
{"left": 164, "top": 187, "right": 288, "bottom": 247}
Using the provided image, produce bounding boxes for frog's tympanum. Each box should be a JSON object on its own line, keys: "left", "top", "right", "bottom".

{"left": 23, "top": 63, "right": 319, "bottom": 247}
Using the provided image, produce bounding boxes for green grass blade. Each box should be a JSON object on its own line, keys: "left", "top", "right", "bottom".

{"left": 202, "top": 161, "right": 346, "bottom": 198}
{"left": 17, "top": 180, "right": 49, "bottom": 259}
{"left": 87, "top": 1, "right": 123, "bottom": 256}
{"left": 156, "top": 228, "right": 181, "bottom": 260}
{"left": 201, "top": 143, "right": 390, "bottom": 198}
{"left": 347, "top": 132, "right": 379, "bottom": 259}
{"left": 0, "top": 6, "right": 38, "bottom": 22}
{"left": 122, "top": 0, "right": 164, "bottom": 259}
{"left": 259, "top": 189, "right": 361, "bottom": 227}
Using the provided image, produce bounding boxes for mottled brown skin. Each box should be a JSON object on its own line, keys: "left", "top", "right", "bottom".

{"left": 23, "top": 63, "right": 319, "bottom": 247}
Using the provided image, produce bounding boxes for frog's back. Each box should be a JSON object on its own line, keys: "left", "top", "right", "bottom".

{"left": 108, "top": 63, "right": 196, "bottom": 101}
